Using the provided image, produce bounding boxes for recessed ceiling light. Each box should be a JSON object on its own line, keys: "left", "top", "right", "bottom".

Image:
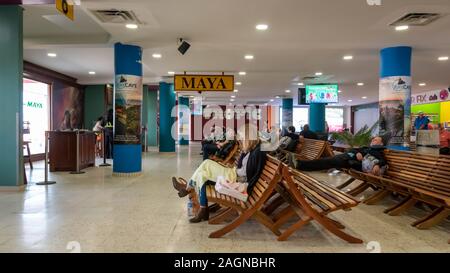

{"left": 285, "top": 90, "right": 291, "bottom": 93}
{"left": 256, "top": 24, "right": 268, "bottom": 31}
{"left": 419, "top": 83, "right": 426, "bottom": 86}
{"left": 315, "top": 72, "right": 323, "bottom": 76}
{"left": 235, "top": 82, "right": 242, "bottom": 85}
{"left": 244, "top": 55, "right": 254, "bottom": 60}
{"left": 239, "top": 71, "right": 246, "bottom": 76}
{"left": 270, "top": 99, "right": 274, "bottom": 102}
{"left": 343, "top": 55, "right": 353, "bottom": 60}
{"left": 395, "top": 25, "right": 409, "bottom": 31}
{"left": 297, "top": 82, "right": 304, "bottom": 86}
{"left": 362, "top": 96, "right": 367, "bottom": 99}
{"left": 348, "top": 99, "right": 353, "bottom": 102}
{"left": 357, "top": 83, "right": 364, "bottom": 86}
{"left": 438, "top": 56, "right": 449, "bottom": 61}
{"left": 152, "top": 53, "right": 162, "bottom": 58}
{"left": 275, "top": 96, "right": 280, "bottom": 99}
{"left": 234, "top": 89, "right": 238, "bottom": 93}
{"left": 168, "top": 71, "right": 175, "bottom": 75}
{"left": 126, "top": 24, "right": 138, "bottom": 29}
{"left": 231, "top": 95, "right": 236, "bottom": 98}
{"left": 338, "top": 90, "right": 342, "bottom": 93}
{"left": 47, "top": 53, "right": 57, "bottom": 57}
{"left": 189, "top": 96, "right": 194, "bottom": 98}
{"left": 264, "top": 103, "right": 268, "bottom": 106}
{"left": 88, "top": 71, "right": 96, "bottom": 75}
{"left": 230, "top": 99, "right": 235, "bottom": 102}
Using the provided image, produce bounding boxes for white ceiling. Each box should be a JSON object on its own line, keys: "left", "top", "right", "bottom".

{"left": 22, "top": 0, "right": 450, "bottom": 106}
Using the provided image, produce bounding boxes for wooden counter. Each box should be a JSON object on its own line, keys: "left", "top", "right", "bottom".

{"left": 48, "top": 130, "right": 96, "bottom": 172}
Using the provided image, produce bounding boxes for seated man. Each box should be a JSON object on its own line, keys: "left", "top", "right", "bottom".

{"left": 299, "top": 124, "right": 318, "bottom": 140}
{"left": 439, "top": 123, "right": 450, "bottom": 155}
{"left": 287, "top": 136, "right": 387, "bottom": 176}
{"left": 286, "top": 126, "right": 299, "bottom": 141}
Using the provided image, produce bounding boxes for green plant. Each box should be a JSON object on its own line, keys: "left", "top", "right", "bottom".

{"left": 331, "top": 121, "right": 378, "bottom": 148}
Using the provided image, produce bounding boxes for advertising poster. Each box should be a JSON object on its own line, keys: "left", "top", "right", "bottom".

{"left": 114, "top": 74, "right": 143, "bottom": 144}
{"left": 379, "top": 76, "right": 411, "bottom": 147}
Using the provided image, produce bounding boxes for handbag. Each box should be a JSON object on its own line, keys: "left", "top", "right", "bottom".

{"left": 215, "top": 176, "right": 248, "bottom": 202}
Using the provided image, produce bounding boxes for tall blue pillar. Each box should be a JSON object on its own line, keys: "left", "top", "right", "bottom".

{"left": 159, "top": 82, "right": 176, "bottom": 152}
{"left": 0, "top": 6, "right": 24, "bottom": 189}
{"left": 309, "top": 103, "right": 326, "bottom": 133}
{"left": 379, "top": 46, "right": 412, "bottom": 150}
{"left": 113, "top": 43, "right": 143, "bottom": 176}
{"left": 281, "top": 98, "right": 293, "bottom": 132}
{"left": 178, "top": 96, "right": 190, "bottom": 145}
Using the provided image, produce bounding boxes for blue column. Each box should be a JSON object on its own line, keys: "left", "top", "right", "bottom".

{"left": 281, "top": 98, "right": 293, "bottom": 132}
{"left": 113, "top": 43, "right": 143, "bottom": 175}
{"left": 147, "top": 90, "right": 158, "bottom": 146}
{"left": 178, "top": 96, "right": 190, "bottom": 145}
{"left": 379, "top": 46, "right": 412, "bottom": 150}
{"left": 159, "top": 82, "right": 176, "bottom": 152}
{"left": 309, "top": 103, "right": 326, "bottom": 133}
{"left": 0, "top": 6, "right": 24, "bottom": 188}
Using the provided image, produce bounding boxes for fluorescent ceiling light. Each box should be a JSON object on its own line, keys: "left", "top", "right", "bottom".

{"left": 256, "top": 24, "right": 268, "bottom": 30}
{"left": 235, "top": 82, "right": 242, "bottom": 85}
{"left": 270, "top": 99, "right": 274, "bottom": 102}
{"left": 234, "top": 89, "right": 238, "bottom": 92}
{"left": 419, "top": 83, "right": 426, "bottom": 86}
{"left": 348, "top": 100, "right": 353, "bottom": 102}
{"left": 338, "top": 90, "right": 342, "bottom": 93}
{"left": 168, "top": 71, "right": 175, "bottom": 75}
{"left": 231, "top": 95, "right": 236, "bottom": 98}
{"left": 297, "top": 83, "right": 304, "bottom": 86}
{"left": 438, "top": 56, "right": 449, "bottom": 61}
{"left": 126, "top": 24, "right": 138, "bottom": 29}
{"left": 315, "top": 72, "right": 323, "bottom": 76}
{"left": 343, "top": 55, "right": 353, "bottom": 60}
{"left": 362, "top": 96, "right": 367, "bottom": 99}
{"left": 88, "top": 71, "right": 96, "bottom": 75}
{"left": 357, "top": 83, "right": 364, "bottom": 86}
{"left": 285, "top": 90, "right": 291, "bottom": 93}
{"left": 244, "top": 55, "right": 254, "bottom": 60}
{"left": 239, "top": 71, "right": 246, "bottom": 75}
{"left": 152, "top": 53, "right": 162, "bottom": 58}
{"left": 47, "top": 53, "right": 57, "bottom": 57}
{"left": 395, "top": 25, "right": 409, "bottom": 31}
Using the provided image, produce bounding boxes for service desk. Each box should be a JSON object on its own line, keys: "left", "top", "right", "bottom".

{"left": 48, "top": 130, "right": 96, "bottom": 172}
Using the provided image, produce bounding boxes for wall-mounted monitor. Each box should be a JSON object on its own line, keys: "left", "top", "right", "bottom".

{"left": 305, "top": 84, "right": 339, "bottom": 104}
{"left": 298, "top": 88, "right": 308, "bottom": 105}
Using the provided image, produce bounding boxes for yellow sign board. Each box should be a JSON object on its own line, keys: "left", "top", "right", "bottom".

{"left": 56, "top": 0, "right": 74, "bottom": 21}
{"left": 174, "top": 75, "right": 234, "bottom": 92}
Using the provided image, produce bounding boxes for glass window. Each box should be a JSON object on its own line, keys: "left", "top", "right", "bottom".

{"left": 23, "top": 79, "right": 50, "bottom": 154}
{"left": 279, "top": 107, "right": 309, "bottom": 132}
{"left": 326, "top": 108, "right": 344, "bottom": 132}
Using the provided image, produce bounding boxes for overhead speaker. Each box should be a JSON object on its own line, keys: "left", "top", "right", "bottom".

{"left": 178, "top": 39, "right": 191, "bottom": 55}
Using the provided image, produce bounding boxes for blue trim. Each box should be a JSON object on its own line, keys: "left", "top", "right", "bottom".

{"left": 380, "top": 46, "right": 412, "bottom": 78}
{"left": 282, "top": 98, "right": 293, "bottom": 110}
{"left": 387, "top": 146, "right": 411, "bottom": 151}
{"left": 113, "top": 144, "right": 142, "bottom": 173}
{"left": 309, "top": 103, "right": 326, "bottom": 133}
{"left": 114, "top": 43, "right": 142, "bottom": 76}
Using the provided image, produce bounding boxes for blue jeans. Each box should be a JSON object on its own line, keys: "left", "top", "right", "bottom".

{"left": 199, "top": 181, "right": 216, "bottom": 207}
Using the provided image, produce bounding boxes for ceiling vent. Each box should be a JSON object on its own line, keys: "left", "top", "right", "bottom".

{"left": 390, "top": 13, "right": 442, "bottom": 26}
{"left": 91, "top": 9, "right": 142, "bottom": 24}
{"left": 302, "top": 76, "right": 319, "bottom": 81}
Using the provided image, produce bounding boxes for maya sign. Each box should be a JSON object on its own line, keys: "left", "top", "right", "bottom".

{"left": 174, "top": 75, "right": 234, "bottom": 92}
{"left": 411, "top": 88, "right": 450, "bottom": 105}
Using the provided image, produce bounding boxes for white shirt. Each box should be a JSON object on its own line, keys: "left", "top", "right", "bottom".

{"left": 236, "top": 153, "right": 250, "bottom": 178}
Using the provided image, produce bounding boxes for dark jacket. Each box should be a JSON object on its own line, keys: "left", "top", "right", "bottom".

{"left": 236, "top": 144, "right": 267, "bottom": 195}
{"left": 347, "top": 145, "right": 387, "bottom": 169}
{"left": 286, "top": 132, "right": 300, "bottom": 141}
{"left": 299, "top": 130, "right": 318, "bottom": 140}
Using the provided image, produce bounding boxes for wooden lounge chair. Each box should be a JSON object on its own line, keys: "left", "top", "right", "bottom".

{"left": 348, "top": 150, "right": 450, "bottom": 230}
{"left": 277, "top": 138, "right": 333, "bottom": 163}
{"left": 205, "top": 155, "right": 283, "bottom": 238}
{"left": 271, "top": 164, "right": 363, "bottom": 243}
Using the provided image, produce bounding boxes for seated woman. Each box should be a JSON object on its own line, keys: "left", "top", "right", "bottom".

{"left": 172, "top": 124, "right": 267, "bottom": 223}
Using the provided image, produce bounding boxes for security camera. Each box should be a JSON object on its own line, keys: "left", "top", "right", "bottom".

{"left": 178, "top": 38, "right": 191, "bottom": 55}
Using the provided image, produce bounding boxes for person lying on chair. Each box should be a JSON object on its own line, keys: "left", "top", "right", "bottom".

{"left": 172, "top": 123, "right": 267, "bottom": 223}
{"left": 287, "top": 136, "right": 387, "bottom": 176}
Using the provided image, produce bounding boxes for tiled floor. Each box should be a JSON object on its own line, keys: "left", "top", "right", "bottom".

{"left": 0, "top": 144, "right": 448, "bottom": 253}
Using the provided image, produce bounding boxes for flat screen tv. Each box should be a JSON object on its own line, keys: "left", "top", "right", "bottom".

{"left": 305, "top": 84, "right": 339, "bottom": 103}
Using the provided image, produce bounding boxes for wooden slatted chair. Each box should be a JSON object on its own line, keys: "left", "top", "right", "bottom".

{"left": 348, "top": 150, "right": 450, "bottom": 229}
{"left": 206, "top": 155, "right": 283, "bottom": 238}
{"left": 277, "top": 138, "right": 331, "bottom": 163}
{"left": 271, "top": 164, "right": 362, "bottom": 243}
{"left": 209, "top": 142, "right": 240, "bottom": 166}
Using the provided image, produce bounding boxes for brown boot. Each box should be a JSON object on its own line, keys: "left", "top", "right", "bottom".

{"left": 189, "top": 207, "right": 209, "bottom": 223}
{"left": 172, "top": 177, "right": 191, "bottom": 197}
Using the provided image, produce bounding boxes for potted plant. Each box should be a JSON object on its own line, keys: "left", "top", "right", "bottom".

{"left": 331, "top": 121, "right": 378, "bottom": 148}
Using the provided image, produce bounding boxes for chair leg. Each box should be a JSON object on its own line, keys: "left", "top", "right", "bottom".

{"left": 347, "top": 182, "right": 371, "bottom": 196}
{"left": 209, "top": 210, "right": 254, "bottom": 238}
{"left": 262, "top": 194, "right": 285, "bottom": 215}
{"left": 26, "top": 143, "right": 33, "bottom": 169}
{"left": 384, "top": 196, "right": 417, "bottom": 216}
{"left": 412, "top": 207, "right": 450, "bottom": 230}
{"left": 314, "top": 215, "right": 363, "bottom": 244}
{"left": 208, "top": 207, "right": 236, "bottom": 225}
{"left": 363, "top": 189, "right": 390, "bottom": 205}
{"left": 277, "top": 218, "right": 311, "bottom": 241}
{"left": 324, "top": 216, "right": 346, "bottom": 229}
{"left": 272, "top": 206, "right": 296, "bottom": 230}
{"left": 253, "top": 211, "right": 281, "bottom": 236}
{"left": 336, "top": 177, "right": 356, "bottom": 190}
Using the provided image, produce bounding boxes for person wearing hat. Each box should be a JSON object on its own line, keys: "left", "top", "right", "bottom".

{"left": 414, "top": 111, "right": 430, "bottom": 131}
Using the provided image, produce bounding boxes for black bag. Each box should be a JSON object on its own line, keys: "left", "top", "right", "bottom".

{"left": 215, "top": 141, "right": 236, "bottom": 159}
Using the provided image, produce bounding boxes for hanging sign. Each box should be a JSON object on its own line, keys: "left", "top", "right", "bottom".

{"left": 56, "top": 0, "right": 74, "bottom": 21}
{"left": 174, "top": 74, "right": 234, "bottom": 92}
